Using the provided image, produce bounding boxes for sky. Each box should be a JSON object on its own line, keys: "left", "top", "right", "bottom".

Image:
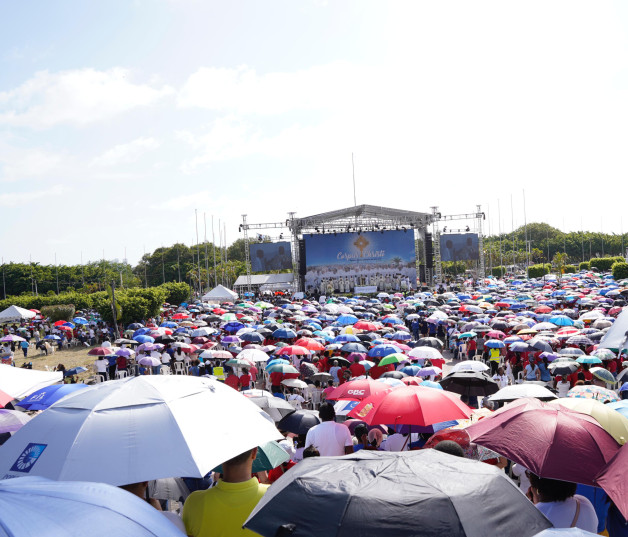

{"left": 1, "top": 0, "right": 627, "bottom": 266}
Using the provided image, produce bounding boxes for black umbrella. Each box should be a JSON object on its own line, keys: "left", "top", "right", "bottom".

{"left": 527, "top": 338, "right": 553, "bottom": 353}
{"left": 276, "top": 410, "right": 320, "bottom": 434}
{"left": 548, "top": 361, "right": 580, "bottom": 376}
{"left": 414, "top": 337, "right": 443, "bottom": 350}
{"left": 380, "top": 371, "right": 408, "bottom": 380}
{"left": 440, "top": 371, "right": 499, "bottom": 398}
{"left": 244, "top": 450, "right": 552, "bottom": 537}
{"left": 154, "top": 335, "right": 175, "bottom": 344}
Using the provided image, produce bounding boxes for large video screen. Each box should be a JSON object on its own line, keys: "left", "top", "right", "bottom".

{"left": 249, "top": 242, "right": 293, "bottom": 272}
{"left": 304, "top": 230, "right": 416, "bottom": 294}
{"left": 439, "top": 233, "right": 479, "bottom": 262}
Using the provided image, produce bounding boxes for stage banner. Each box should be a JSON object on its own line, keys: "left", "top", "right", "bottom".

{"left": 303, "top": 230, "right": 416, "bottom": 294}
{"left": 439, "top": 233, "right": 479, "bottom": 262}
{"left": 249, "top": 242, "right": 293, "bottom": 272}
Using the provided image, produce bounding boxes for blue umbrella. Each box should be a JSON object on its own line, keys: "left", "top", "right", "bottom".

{"left": 240, "top": 332, "right": 264, "bottom": 343}
{"left": 133, "top": 328, "right": 152, "bottom": 338}
{"left": 72, "top": 317, "right": 89, "bottom": 325}
{"left": 607, "top": 401, "right": 628, "bottom": 420}
{"left": 223, "top": 322, "right": 245, "bottom": 333}
{"left": 0, "top": 476, "right": 184, "bottom": 537}
{"left": 400, "top": 365, "right": 422, "bottom": 376}
{"left": 341, "top": 342, "right": 368, "bottom": 354}
{"left": 44, "top": 335, "right": 61, "bottom": 340}
{"left": 273, "top": 328, "right": 297, "bottom": 340}
{"left": 160, "top": 322, "right": 178, "bottom": 328}
{"left": 485, "top": 339, "right": 506, "bottom": 349}
{"left": 510, "top": 342, "right": 532, "bottom": 353}
{"left": 420, "top": 380, "right": 444, "bottom": 390}
{"left": 333, "top": 334, "right": 360, "bottom": 344}
{"left": 549, "top": 315, "right": 574, "bottom": 326}
{"left": 368, "top": 344, "right": 402, "bottom": 358}
{"left": 18, "top": 384, "right": 89, "bottom": 410}
{"left": 64, "top": 367, "right": 88, "bottom": 377}
{"left": 128, "top": 323, "right": 144, "bottom": 330}
{"left": 134, "top": 335, "right": 155, "bottom": 344}
{"left": 337, "top": 314, "right": 358, "bottom": 326}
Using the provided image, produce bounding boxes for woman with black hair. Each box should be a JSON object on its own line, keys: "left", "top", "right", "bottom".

{"left": 527, "top": 473, "right": 598, "bottom": 532}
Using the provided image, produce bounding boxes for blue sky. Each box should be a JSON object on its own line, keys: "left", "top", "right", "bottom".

{"left": 1, "top": 1, "right": 628, "bottom": 266}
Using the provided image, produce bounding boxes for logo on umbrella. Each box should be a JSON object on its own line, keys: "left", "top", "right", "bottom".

{"left": 10, "top": 443, "right": 47, "bottom": 473}
{"left": 357, "top": 403, "right": 373, "bottom": 418}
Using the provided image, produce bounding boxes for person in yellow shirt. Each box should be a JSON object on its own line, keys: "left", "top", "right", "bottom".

{"left": 182, "top": 447, "right": 268, "bottom": 537}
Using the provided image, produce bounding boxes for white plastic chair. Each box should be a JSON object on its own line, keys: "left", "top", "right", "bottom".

{"left": 173, "top": 362, "right": 187, "bottom": 375}
{"left": 160, "top": 366, "right": 171, "bottom": 375}
{"left": 115, "top": 370, "right": 128, "bottom": 380}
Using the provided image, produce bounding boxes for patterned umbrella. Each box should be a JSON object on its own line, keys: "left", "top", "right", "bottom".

{"left": 567, "top": 385, "right": 619, "bottom": 404}
{"left": 566, "top": 335, "right": 594, "bottom": 346}
{"left": 590, "top": 367, "right": 616, "bottom": 384}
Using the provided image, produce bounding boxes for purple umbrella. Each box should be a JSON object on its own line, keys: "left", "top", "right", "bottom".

{"left": 0, "top": 409, "right": 31, "bottom": 434}
{"left": 466, "top": 398, "right": 620, "bottom": 486}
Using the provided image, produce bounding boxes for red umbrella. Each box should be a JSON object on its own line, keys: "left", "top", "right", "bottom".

{"left": 201, "top": 341, "right": 218, "bottom": 350}
{"left": 348, "top": 386, "right": 472, "bottom": 427}
{"left": 53, "top": 320, "right": 67, "bottom": 326}
{"left": 494, "top": 302, "right": 511, "bottom": 308}
{"left": 327, "top": 378, "right": 393, "bottom": 401}
{"left": 535, "top": 306, "right": 552, "bottom": 314}
{"left": 294, "top": 338, "right": 325, "bottom": 352}
{"left": 0, "top": 389, "right": 13, "bottom": 408}
{"left": 172, "top": 313, "right": 189, "bottom": 320}
{"left": 466, "top": 398, "right": 620, "bottom": 486}
{"left": 276, "top": 345, "right": 310, "bottom": 356}
{"left": 401, "top": 377, "right": 423, "bottom": 386}
{"left": 87, "top": 347, "right": 114, "bottom": 356}
{"left": 595, "top": 443, "right": 628, "bottom": 519}
{"left": 354, "top": 321, "right": 379, "bottom": 331}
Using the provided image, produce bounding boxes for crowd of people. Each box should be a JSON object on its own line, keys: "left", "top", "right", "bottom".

{"left": 2, "top": 269, "right": 628, "bottom": 535}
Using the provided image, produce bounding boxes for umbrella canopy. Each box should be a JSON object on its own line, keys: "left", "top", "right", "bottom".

{"left": 17, "top": 384, "right": 89, "bottom": 411}
{"left": 440, "top": 371, "right": 499, "bottom": 397}
{"left": 567, "top": 385, "right": 619, "bottom": 404}
{"left": 213, "top": 441, "right": 290, "bottom": 474}
{"left": 449, "top": 360, "right": 489, "bottom": 373}
{"left": 0, "top": 409, "right": 31, "bottom": 434}
{"left": 326, "top": 378, "right": 392, "bottom": 402}
{"left": 466, "top": 398, "right": 620, "bottom": 486}
{"left": 276, "top": 410, "right": 320, "bottom": 435}
{"left": 248, "top": 396, "right": 295, "bottom": 422}
{"left": 348, "top": 386, "right": 472, "bottom": 426}
{"left": 0, "top": 376, "right": 281, "bottom": 485}
{"left": 549, "top": 398, "right": 628, "bottom": 445}
{"left": 0, "top": 476, "right": 184, "bottom": 537}
{"left": 0, "top": 364, "right": 63, "bottom": 399}
{"left": 244, "top": 450, "right": 552, "bottom": 537}
{"left": 595, "top": 443, "right": 628, "bottom": 520}
{"left": 488, "top": 384, "right": 558, "bottom": 402}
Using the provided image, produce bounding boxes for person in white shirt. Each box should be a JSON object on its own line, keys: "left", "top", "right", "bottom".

{"left": 287, "top": 389, "right": 306, "bottom": 410}
{"left": 383, "top": 432, "right": 411, "bottom": 452}
{"left": 95, "top": 356, "right": 109, "bottom": 381}
{"left": 528, "top": 474, "right": 597, "bottom": 533}
{"left": 555, "top": 376, "right": 571, "bottom": 398}
{"left": 492, "top": 366, "right": 509, "bottom": 389}
{"left": 305, "top": 403, "right": 353, "bottom": 457}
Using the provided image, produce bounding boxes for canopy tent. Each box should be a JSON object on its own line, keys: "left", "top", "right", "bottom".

{"left": 598, "top": 309, "right": 628, "bottom": 351}
{"left": 0, "top": 305, "right": 37, "bottom": 323}
{"left": 201, "top": 284, "right": 238, "bottom": 303}
{"left": 0, "top": 364, "right": 63, "bottom": 399}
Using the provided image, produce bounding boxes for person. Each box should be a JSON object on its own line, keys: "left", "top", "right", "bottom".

{"left": 492, "top": 366, "right": 509, "bottom": 389}
{"left": 527, "top": 473, "right": 598, "bottom": 533}
{"left": 537, "top": 356, "right": 552, "bottom": 384}
{"left": 329, "top": 360, "right": 341, "bottom": 384}
{"left": 488, "top": 346, "right": 501, "bottom": 375}
{"left": 321, "top": 380, "right": 335, "bottom": 401}
{"left": 182, "top": 447, "right": 268, "bottom": 537}
{"left": 467, "top": 337, "right": 477, "bottom": 360}
{"left": 239, "top": 368, "right": 252, "bottom": 391}
{"left": 349, "top": 356, "right": 365, "bottom": 378}
{"left": 555, "top": 375, "right": 571, "bottom": 397}
{"left": 302, "top": 445, "right": 320, "bottom": 459}
{"left": 524, "top": 358, "right": 540, "bottom": 382}
{"left": 120, "top": 481, "right": 186, "bottom": 533}
{"left": 95, "top": 355, "right": 109, "bottom": 382}
{"left": 433, "top": 440, "right": 465, "bottom": 458}
{"left": 287, "top": 388, "right": 305, "bottom": 409}
{"left": 304, "top": 402, "right": 353, "bottom": 456}
{"left": 224, "top": 370, "right": 241, "bottom": 391}
{"left": 20, "top": 339, "right": 29, "bottom": 357}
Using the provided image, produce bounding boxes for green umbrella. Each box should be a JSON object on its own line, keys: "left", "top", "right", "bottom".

{"left": 226, "top": 359, "right": 253, "bottom": 368}
{"left": 265, "top": 363, "right": 299, "bottom": 374}
{"left": 458, "top": 332, "right": 476, "bottom": 339}
{"left": 590, "top": 367, "right": 616, "bottom": 384}
{"left": 378, "top": 353, "right": 407, "bottom": 367}
{"left": 213, "top": 441, "right": 290, "bottom": 474}
{"left": 576, "top": 356, "right": 603, "bottom": 365}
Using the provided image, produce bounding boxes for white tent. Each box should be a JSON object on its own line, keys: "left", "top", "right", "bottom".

{"left": 0, "top": 305, "right": 37, "bottom": 323}
{"left": 0, "top": 364, "right": 63, "bottom": 399}
{"left": 598, "top": 308, "right": 628, "bottom": 351}
{"left": 201, "top": 284, "right": 238, "bottom": 303}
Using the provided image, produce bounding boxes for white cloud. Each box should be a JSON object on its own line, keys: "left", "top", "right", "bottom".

{"left": 0, "top": 68, "right": 174, "bottom": 128}
{"left": 0, "top": 184, "right": 68, "bottom": 206}
{"left": 177, "top": 62, "right": 369, "bottom": 115}
{"left": 90, "top": 137, "right": 161, "bottom": 167}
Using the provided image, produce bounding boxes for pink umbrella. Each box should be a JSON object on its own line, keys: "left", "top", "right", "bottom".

{"left": 596, "top": 443, "right": 628, "bottom": 519}
{"left": 466, "top": 398, "right": 620, "bottom": 486}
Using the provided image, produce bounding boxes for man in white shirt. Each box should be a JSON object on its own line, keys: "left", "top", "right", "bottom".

{"left": 287, "top": 389, "right": 306, "bottom": 410}
{"left": 492, "top": 366, "right": 509, "bottom": 389}
{"left": 305, "top": 403, "right": 353, "bottom": 456}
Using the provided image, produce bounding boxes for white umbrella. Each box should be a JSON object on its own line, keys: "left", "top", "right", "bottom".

{"left": 488, "top": 384, "right": 558, "bottom": 402}
{"left": 0, "top": 376, "right": 281, "bottom": 486}
{"left": 238, "top": 349, "right": 271, "bottom": 363}
{"left": 450, "top": 360, "right": 489, "bottom": 373}
{"left": 0, "top": 476, "right": 183, "bottom": 537}
{"left": 281, "top": 379, "right": 308, "bottom": 389}
{"left": 408, "top": 347, "right": 444, "bottom": 360}
{"left": 0, "top": 364, "right": 63, "bottom": 399}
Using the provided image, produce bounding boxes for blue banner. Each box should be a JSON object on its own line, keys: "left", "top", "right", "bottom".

{"left": 249, "top": 242, "right": 293, "bottom": 272}
{"left": 304, "top": 230, "right": 416, "bottom": 294}
{"left": 439, "top": 233, "right": 479, "bottom": 262}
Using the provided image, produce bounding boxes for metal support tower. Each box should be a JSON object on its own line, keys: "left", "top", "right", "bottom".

{"left": 431, "top": 207, "right": 442, "bottom": 287}
{"left": 476, "top": 205, "right": 485, "bottom": 279}
{"left": 241, "top": 214, "right": 252, "bottom": 293}
{"left": 287, "top": 212, "right": 299, "bottom": 293}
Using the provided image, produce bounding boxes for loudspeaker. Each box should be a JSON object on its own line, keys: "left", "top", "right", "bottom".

{"left": 298, "top": 239, "right": 306, "bottom": 276}
{"left": 425, "top": 233, "right": 434, "bottom": 268}
{"left": 419, "top": 264, "right": 426, "bottom": 283}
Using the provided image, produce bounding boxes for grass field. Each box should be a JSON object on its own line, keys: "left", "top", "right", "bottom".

{"left": 14, "top": 345, "right": 96, "bottom": 382}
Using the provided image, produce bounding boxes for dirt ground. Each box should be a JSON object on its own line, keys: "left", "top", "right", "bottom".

{"left": 14, "top": 345, "right": 95, "bottom": 382}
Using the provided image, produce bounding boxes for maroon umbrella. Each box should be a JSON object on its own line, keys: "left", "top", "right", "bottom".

{"left": 595, "top": 443, "right": 628, "bottom": 519}
{"left": 465, "top": 398, "right": 620, "bottom": 486}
